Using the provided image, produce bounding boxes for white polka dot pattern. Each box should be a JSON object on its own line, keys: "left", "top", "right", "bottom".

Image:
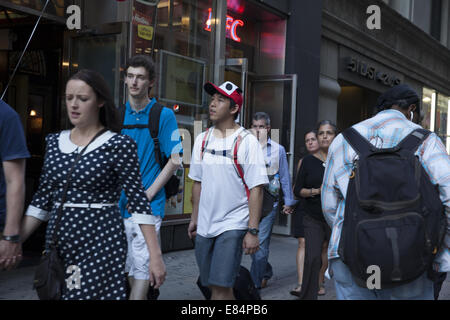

{"left": 30, "top": 132, "right": 153, "bottom": 300}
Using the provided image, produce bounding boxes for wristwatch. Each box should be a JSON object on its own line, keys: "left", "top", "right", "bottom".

{"left": 247, "top": 228, "right": 259, "bottom": 236}
{"left": 1, "top": 234, "right": 21, "bottom": 243}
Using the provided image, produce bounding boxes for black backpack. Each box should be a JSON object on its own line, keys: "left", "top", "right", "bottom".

{"left": 119, "top": 103, "right": 180, "bottom": 199}
{"left": 338, "top": 127, "right": 447, "bottom": 288}
{"left": 196, "top": 266, "right": 261, "bottom": 300}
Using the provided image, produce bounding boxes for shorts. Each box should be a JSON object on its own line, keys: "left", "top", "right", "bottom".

{"left": 124, "top": 216, "right": 162, "bottom": 280}
{"left": 195, "top": 229, "right": 247, "bottom": 288}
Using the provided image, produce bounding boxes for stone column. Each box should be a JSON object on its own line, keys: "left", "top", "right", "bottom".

{"left": 318, "top": 38, "right": 341, "bottom": 124}
{"left": 441, "top": 0, "right": 449, "bottom": 47}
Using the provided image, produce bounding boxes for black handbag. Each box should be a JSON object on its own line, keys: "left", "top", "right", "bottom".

{"left": 33, "top": 129, "right": 107, "bottom": 300}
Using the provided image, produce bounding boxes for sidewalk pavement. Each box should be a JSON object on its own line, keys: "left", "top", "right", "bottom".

{"left": 1, "top": 234, "right": 448, "bottom": 300}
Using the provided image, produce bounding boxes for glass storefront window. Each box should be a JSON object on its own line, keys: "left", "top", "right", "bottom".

{"left": 422, "top": 88, "right": 450, "bottom": 154}
{"left": 129, "top": 0, "right": 287, "bottom": 217}
{"left": 225, "top": 0, "right": 286, "bottom": 76}
{"left": 151, "top": 0, "right": 214, "bottom": 116}
{"left": 132, "top": 0, "right": 215, "bottom": 217}
{"left": 422, "top": 87, "right": 436, "bottom": 130}
{"left": 436, "top": 93, "right": 450, "bottom": 153}
{"left": 3, "top": 0, "right": 72, "bottom": 17}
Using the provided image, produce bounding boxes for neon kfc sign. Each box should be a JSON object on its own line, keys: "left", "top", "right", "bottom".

{"left": 204, "top": 8, "right": 244, "bottom": 43}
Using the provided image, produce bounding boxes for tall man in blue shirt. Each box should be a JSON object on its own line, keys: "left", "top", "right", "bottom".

{"left": 0, "top": 100, "right": 30, "bottom": 270}
{"left": 250, "top": 112, "right": 297, "bottom": 289}
{"left": 120, "top": 55, "right": 183, "bottom": 300}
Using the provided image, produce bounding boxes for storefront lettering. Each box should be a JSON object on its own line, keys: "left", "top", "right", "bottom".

{"left": 134, "top": 14, "right": 150, "bottom": 26}
{"left": 345, "top": 56, "right": 401, "bottom": 87}
{"left": 204, "top": 8, "right": 244, "bottom": 43}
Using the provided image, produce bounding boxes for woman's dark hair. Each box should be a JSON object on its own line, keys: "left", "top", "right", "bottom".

{"left": 68, "top": 69, "right": 121, "bottom": 133}
{"left": 304, "top": 129, "right": 317, "bottom": 140}
{"left": 316, "top": 120, "right": 338, "bottom": 135}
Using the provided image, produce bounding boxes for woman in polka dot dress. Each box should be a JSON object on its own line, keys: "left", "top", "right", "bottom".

{"left": 21, "top": 69, "right": 166, "bottom": 300}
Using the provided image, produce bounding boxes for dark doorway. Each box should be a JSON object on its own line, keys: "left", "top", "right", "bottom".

{"left": 337, "top": 81, "right": 380, "bottom": 132}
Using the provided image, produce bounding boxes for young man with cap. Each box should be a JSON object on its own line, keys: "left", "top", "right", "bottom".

{"left": 188, "top": 81, "right": 268, "bottom": 300}
{"left": 322, "top": 84, "right": 450, "bottom": 300}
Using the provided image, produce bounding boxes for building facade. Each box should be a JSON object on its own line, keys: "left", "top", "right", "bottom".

{"left": 319, "top": 0, "right": 450, "bottom": 152}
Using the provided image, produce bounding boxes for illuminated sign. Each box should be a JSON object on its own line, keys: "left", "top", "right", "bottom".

{"left": 204, "top": 8, "right": 244, "bottom": 43}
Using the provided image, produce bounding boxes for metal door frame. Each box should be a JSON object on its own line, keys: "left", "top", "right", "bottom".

{"left": 225, "top": 58, "right": 248, "bottom": 124}
{"left": 249, "top": 75, "right": 297, "bottom": 182}
{"left": 249, "top": 74, "right": 298, "bottom": 235}
{"left": 222, "top": 63, "right": 298, "bottom": 235}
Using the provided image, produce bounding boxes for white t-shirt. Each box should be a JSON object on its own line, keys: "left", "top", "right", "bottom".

{"left": 189, "top": 126, "right": 269, "bottom": 238}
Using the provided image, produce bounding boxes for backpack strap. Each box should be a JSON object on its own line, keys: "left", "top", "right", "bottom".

{"left": 199, "top": 128, "right": 250, "bottom": 199}
{"left": 120, "top": 104, "right": 149, "bottom": 130}
{"left": 119, "top": 105, "right": 126, "bottom": 130}
{"left": 397, "top": 129, "right": 431, "bottom": 153}
{"left": 231, "top": 130, "right": 251, "bottom": 200}
{"left": 342, "top": 127, "right": 375, "bottom": 157}
{"left": 148, "top": 103, "right": 165, "bottom": 168}
{"left": 200, "top": 128, "right": 213, "bottom": 160}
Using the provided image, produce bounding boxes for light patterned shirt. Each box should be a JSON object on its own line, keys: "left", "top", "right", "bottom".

{"left": 322, "top": 109, "right": 450, "bottom": 272}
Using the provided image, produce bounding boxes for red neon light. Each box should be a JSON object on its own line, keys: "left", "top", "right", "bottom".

{"left": 204, "top": 8, "right": 244, "bottom": 43}
{"left": 230, "top": 19, "right": 244, "bottom": 42}
{"left": 205, "top": 8, "right": 212, "bottom": 32}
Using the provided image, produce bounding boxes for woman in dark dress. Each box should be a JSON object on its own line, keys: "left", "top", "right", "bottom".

{"left": 292, "top": 120, "right": 337, "bottom": 300}
{"left": 290, "top": 129, "right": 319, "bottom": 296}
{"left": 20, "top": 70, "right": 166, "bottom": 300}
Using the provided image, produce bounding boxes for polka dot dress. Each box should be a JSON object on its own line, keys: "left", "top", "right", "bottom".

{"left": 30, "top": 131, "right": 152, "bottom": 300}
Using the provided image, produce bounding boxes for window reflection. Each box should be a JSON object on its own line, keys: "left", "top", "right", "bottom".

{"left": 4, "top": 0, "right": 69, "bottom": 17}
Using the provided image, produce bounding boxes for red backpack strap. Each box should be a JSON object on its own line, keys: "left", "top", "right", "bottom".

{"left": 200, "top": 128, "right": 212, "bottom": 160}
{"left": 233, "top": 131, "right": 250, "bottom": 200}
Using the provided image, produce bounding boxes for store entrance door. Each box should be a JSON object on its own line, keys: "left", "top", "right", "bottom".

{"left": 248, "top": 75, "right": 297, "bottom": 235}
{"left": 225, "top": 58, "right": 248, "bottom": 124}
{"left": 225, "top": 57, "right": 297, "bottom": 235}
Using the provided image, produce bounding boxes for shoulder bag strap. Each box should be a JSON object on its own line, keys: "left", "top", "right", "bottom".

{"left": 50, "top": 128, "right": 108, "bottom": 248}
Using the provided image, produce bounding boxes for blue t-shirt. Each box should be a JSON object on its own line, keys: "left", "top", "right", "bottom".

{"left": 119, "top": 99, "right": 183, "bottom": 219}
{"left": 0, "top": 100, "right": 30, "bottom": 227}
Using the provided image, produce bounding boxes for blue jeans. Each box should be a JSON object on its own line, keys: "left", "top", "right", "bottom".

{"left": 250, "top": 202, "right": 278, "bottom": 289}
{"left": 330, "top": 258, "right": 434, "bottom": 300}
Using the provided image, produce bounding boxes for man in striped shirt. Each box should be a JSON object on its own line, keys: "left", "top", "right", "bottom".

{"left": 322, "top": 84, "right": 449, "bottom": 299}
